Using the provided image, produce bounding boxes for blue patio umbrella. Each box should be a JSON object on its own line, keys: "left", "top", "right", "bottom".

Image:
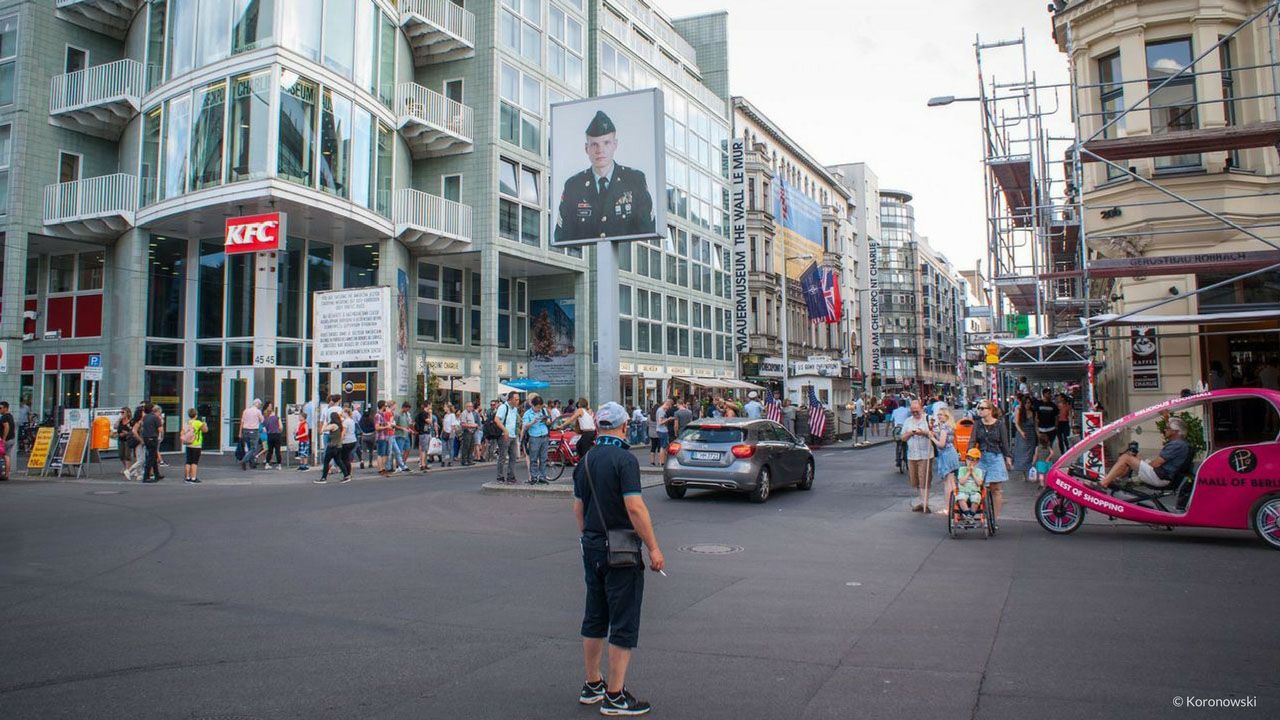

{"left": 505, "top": 378, "right": 550, "bottom": 391}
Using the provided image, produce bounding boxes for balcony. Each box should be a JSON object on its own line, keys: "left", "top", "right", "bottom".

{"left": 393, "top": 189, "right": 472, "bottom": 254}
{"left": 395, "top": 83, "right": 473, "bottom": 159}
{"left": 55, "top": 0, "right": 144, "bottom": 40}
{"left": 398, "top": 0, "right": 476, "bottom": 65}
{"left": 49, "top": 59, "right": 143, "bottom": 140}
{"left": 43, "top": 174, "right": 137, "bottom": 239}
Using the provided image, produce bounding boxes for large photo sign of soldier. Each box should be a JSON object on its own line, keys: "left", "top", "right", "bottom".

{"left": 551, "top": 88, "right": 665, "bottom": 246}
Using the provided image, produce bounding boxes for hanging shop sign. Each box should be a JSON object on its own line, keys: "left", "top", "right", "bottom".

{"left": 225, "top": 212, "right": 286, "bottom": 254}
{"left": 1130, "top": 326, "right": 1160, "bottom": 390}
{"left": 758, "top": 357, "right": 785, "bottom": 378}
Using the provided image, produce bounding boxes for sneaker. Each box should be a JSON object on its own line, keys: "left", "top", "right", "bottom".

{"left": 184, "top": 477, "right": 199, "bottom": 484}
{"left": 578, "top": 679, "right": 607, "bottom": 705}
{"left": 142, "top": 478, "right": 160, "bottom": 484}
{"left": 314, "top": 477, "right": 327, "bottom": 484}
{"left": 600, "top": 689, "right": 651, "bottom": 716}
{"left": 340, "top": 476, "right": 352, "bottom": 484}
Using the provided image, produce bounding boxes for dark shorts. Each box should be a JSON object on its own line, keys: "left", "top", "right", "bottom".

{"left": 185, "top": 447, "right": 202, "bottom": 464}
{"left": 649, "top": 437, "right": 662, "bottom": 452}
{"left": 581, "top": 546, "right": 644, "bottom": 649}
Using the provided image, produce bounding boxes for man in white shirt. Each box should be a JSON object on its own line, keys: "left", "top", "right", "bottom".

{"left": 743, "top": 391, "right": 763, "bottom": 419}
{"left": 853, "top": 396, "right": 866, "bottom": 446}
{"left": 901, "top": 400, "right": 934, "bottom": 512}
{"left": 240, "top": 399, "right": 265, "bottom": 471}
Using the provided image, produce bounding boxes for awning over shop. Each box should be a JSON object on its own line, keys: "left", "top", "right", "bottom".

{"left": 673, "top": 376, "right": 729, "bottom": 389}
{"left": 450, "top": 376, "right": 521, "bottom": 396}
{"left": 721, "top": 379, "right": 765, "bottom": 391}
{"left": 1089, "top": 309, "right": 1280, "bottom": 327}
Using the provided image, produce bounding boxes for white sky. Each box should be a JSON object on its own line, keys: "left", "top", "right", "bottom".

{"left": 661, "top": 0, "right": 1071, "bottom": 273}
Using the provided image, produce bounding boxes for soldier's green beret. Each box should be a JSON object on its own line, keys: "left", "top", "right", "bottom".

{"left": 586, "top": 111, "right": 616, "bottom": 137}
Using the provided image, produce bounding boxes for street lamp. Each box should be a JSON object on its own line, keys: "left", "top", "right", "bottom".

{"left": 926, "top": 95, "right": 981, "bottom": 107}
{"left": 780, "top": 254, "right": 814, "bottom": 403}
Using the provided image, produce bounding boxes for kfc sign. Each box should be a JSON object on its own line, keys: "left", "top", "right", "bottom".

{"left": 225, "top": 212, "right": 286, "bottom": 254}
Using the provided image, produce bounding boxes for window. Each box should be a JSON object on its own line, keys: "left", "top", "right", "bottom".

{"left": 162, "top": 94, "right": 191, "bottom": 199}
{"left": 376, "top": 122, "right": 393, "bottom": 215}
{"left": 1096, "top": 52, "right": 1123, "bottom": 178}
{"left": 146, "top": 0, "right": 166, "bottom": 89}
{"left": 189, "top": 81, "right": 226, "bottom": 191}
{"left": 279, "top": 0, "right": 322, "bottom": 61}
{"left": 0, "top": 124, "right": 8, "bottom": 214}
{"left": 619, "top": 283, "right": 632, "bottom": 351}
{"left": 0, "top": 15, "right": 14, "bottom": 106}
{"left": 77, "top": 251, "right": 104, "bottom": 291}
{"left": 377, "top": 10, "right": 396, "bottom": 106}
{"left": 147, "top": 238, "right": 187, "bottom": 338}
{"left": 1146, "top": 38, "right": 1199, "bottom": 170}
{"left": 278, "top": 72, "right": 317, "bottom": 186}
{"left": 198, "top": 240, "right": 225, "bottom": 338}
{"left": 442, "top": 174, "right": 462, "bottom": 202}
{"left": 323, "top": 0, "right": 356, "bottom": 78}
{"left": 499, "top": 0, "right": 542, "bottom": 65}
{"left": 417, "top": 262, "right": 440, "bottom": 341}
{"left": 167, "top": 0, "right": 198, "bottom": 78}
{"left": 599, "top": 40, "right": 631, "bottom": 94}
{"left": 318, "top": 88, "right": 352, "bottom": 197}
{"left": 232, "top": 0, "right": 274, "bottom": 54}
{"left": 343, "top": 243, "right": 378, "bottom": 288}
{"left": 548, "top": 4, "right": 584, "bottom": 90}
{"left": 1220, "top": 38, "right": 1240, "bottom": 169}
{"left": 500, "top": 63, "right": 542, "bottom": 152}
{"left": 350, "top": 106, "right": 375, "bottom": 209}
{"left": 470, "top": 271, "right": 482, "bottom": 345}
{"left": 222, "top": 72, "right": 270, "bottom": 184}
{"left": 498, "top": 157, "right": 542, "bottom": 247}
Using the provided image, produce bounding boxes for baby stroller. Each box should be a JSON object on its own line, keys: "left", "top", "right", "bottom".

{"left": 947, "top": 451, "right": 995, "bottom": 539}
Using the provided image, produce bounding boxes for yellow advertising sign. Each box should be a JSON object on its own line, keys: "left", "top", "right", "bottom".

{"left": 63, "top": 428, "right": 90, "bottom": 468}
{"left": 27, "top": 427, "right": 55, "bottom": 470}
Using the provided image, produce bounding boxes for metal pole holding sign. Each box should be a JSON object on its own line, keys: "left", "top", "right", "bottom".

{"left": 596, "top": 241, "right": 620, "bottom": 406}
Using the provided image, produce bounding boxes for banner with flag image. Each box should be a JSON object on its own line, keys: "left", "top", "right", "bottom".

{"left": 821, "top": 267, "right": 842, "bottom": 324}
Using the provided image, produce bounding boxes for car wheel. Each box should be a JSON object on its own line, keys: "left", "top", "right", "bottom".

{"left": 796, "top": 460, "right": 814, "bottom": 491}
{"left": 1250, "top": 494, "right": 1280, "bottom": 550}
{"left": 749, "top": 466, "right": 771, "bottom": 503}
{"left": 665, "top": 484, "right": 686, "bottom": 500}
{"left": 1035, "top": 488, "right": 1085, "bottom": 535}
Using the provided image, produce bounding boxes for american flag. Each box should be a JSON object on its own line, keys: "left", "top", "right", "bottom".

{"left": 764, "top": 389, "right": 783, "bottom": 423}
{"left": 807, "top": 387, "right": 827, "bottom": 439}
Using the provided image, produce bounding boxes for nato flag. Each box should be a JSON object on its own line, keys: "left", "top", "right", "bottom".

{"left": 800, "top": 262, "right": 826, "bottom": 322}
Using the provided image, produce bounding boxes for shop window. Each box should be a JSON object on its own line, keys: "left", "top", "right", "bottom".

{"left": 305, "top": 242, "right": 333, "bottom": 338}
{"left": 278, "top": 248, "right": 302, "bottom": 337}
{"left": 226, "top": 253, "right": 254, "bottom": 337}
{"left": 147, "top": 237, "right": 187, "bottom": 338}
{"left": 198, "top": 240, "right": 225, "bottom": 338}
{"left": 343, "top": 243, "right": 378, "bottom": 288}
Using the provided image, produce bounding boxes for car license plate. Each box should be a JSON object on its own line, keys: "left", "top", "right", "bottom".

{"left": 692, "top": 451, "right": 721, "bottom": 461}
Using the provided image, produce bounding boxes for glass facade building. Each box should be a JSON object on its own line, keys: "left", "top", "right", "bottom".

{"left": 878, "top": 190, "right": 919, "bottom": 389}
{"left": 0, "top": 0, "right": 737, "bottom": 448}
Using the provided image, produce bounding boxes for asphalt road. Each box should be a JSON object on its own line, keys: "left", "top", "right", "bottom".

{"left": 1, "top": 444, "right": 1276, "bottom": 719}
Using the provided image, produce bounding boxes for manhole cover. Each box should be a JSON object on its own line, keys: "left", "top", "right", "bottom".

{"left": 679, "top": 544, "right": 743, "bottom": 555}
{"left": 88, "top": 490, "right": 126, "bottom": 495}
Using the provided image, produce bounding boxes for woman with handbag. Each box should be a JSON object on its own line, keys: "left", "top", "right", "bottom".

{"left": 116, "top": 407, "right": 136, "bottom": 476}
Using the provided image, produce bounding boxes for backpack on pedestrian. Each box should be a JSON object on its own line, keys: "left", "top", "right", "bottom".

{"left": 483, "top": 409, "right": 503, "bottom": 440}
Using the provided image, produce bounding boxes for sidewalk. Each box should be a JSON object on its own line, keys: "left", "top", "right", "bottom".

{"left": 811, "top": 435, "right": 896, "bottom": 451}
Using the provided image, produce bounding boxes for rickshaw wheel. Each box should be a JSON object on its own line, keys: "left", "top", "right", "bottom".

{"left": 984, "top": 496, "right": 995, "bottom": 537}
{"left": 1035, "top": 488, "right": 1085, "bottom": 535}
{"left": 1250, "top": 495, "right": 1280, "bottom": 551}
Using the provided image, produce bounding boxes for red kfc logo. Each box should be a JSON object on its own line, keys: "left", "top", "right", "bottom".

{"left": 225, "top": 213, "right": 285, "bottom": 254}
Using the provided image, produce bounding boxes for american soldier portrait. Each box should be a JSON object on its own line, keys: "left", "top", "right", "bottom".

{"left": 555, "top": 110, "right": 655, "bottom": 242}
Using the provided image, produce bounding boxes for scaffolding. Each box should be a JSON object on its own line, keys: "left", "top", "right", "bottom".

{"left": 974, "top": 31, "right": 1096, "bottom": 395}
{"left": 974, "top": 1, "right": 1280, "bottom": 405}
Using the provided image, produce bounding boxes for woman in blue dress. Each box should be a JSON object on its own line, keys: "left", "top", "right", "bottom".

{"left": 930, "top": 407, "right": 961, "bottom": 503}
{"left": 966, "top": 400, "right": 1013, "bottom": 530}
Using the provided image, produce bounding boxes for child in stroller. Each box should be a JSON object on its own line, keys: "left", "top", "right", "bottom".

{"left": 954, "top": 448, "right": 986, "bottom": 518}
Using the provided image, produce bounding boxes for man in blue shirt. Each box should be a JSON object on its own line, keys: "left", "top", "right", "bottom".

{"left": 572, "top": 402, "right": 664, "bottom": 716}
{"left": 522, "top": 396, "right": 552, "bottom": 484}
{"left": 743, "top": 391, "right": 764, "bottom": 419}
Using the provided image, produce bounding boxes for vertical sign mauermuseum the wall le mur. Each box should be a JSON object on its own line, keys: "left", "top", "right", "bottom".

{"left": 731, "top": 139, "right": 749, "bottom": 355}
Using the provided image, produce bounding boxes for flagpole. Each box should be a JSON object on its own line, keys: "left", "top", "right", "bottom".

{"left": 781, "top": 254, "right": 815, "bottom": 405}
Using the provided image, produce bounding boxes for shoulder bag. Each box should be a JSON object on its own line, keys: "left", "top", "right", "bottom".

{"left": 583, "top": 457, "right": 643, "bottom": 569}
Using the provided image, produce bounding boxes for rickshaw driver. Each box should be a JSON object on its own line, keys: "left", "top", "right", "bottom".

{"left": 1095, "top": 417, "right": 1193, "bottom": 490}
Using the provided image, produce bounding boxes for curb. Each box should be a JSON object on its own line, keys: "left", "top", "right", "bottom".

{"left": 482, "top": 474, "right": 664, "bottom": 497}
{"left": 812, "top": 439, "right": 897, "bottom": 452}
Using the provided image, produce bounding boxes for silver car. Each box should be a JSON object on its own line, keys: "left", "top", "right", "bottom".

{"left": 662, "top": 418, "right": 814, "bottom": 503}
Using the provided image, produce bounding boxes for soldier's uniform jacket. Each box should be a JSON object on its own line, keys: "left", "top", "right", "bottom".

{"left": 556, "top": 163, "right": 655, "bottom": 242}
